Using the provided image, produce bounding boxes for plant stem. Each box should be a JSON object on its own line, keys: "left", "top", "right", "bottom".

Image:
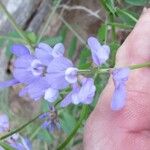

{"left": 36, "top": 0, "right": 62, "bottom": 44}
{"left": 0, "top": 114, "right": 42, "bottom": 140}
{"left": 116, "top": 8, "right": 138, "bottom": 23}
{"left": 0, "top": 35, "right": 26, "bottom": 43}
{"left": 57, "top": 105, "right": 88, "bottom": 150}
{"left": 0, "top": 2, "right": 32, "bottom": 46}
{"left": 129, "top": 62, "right": 150, "bottom": 70}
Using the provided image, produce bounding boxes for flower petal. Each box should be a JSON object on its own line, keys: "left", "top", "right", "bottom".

{"left": 46, "top": 73, "right": 68, "bottom": 89}
{"left": 35, "top": 43, "right": 53, "bottom": 66}
{"left": 11, "top": 44, "right": 30, "bottom": 57}
{"left": 111, "top": 85, "right": 126, "bottom": 111}
{"left": 44, "top": 88, "right": 59, "bottom": 102}
{"left": 52, "top": 43, "right": 65, "bottom": 58}
{"left": 112, "top": 67, "right": 130, "bottom": 81}
{"left": 78, "top": 78, "right": 96, "bottom": 104}
{"left": 0, "top": 79, "right": 19, "bottom": 88}
{"left": 0, "top": 114, "right": 9, "bottom": 133}
{"left": 65, "top": 67, "right": 78, "bottom": 84}
{"left": 60, "top": 92, "right": 72, "bottom": 107}
{"left": 22, "top": 78, "right": 49, "bottom": 101}
{"left": 13, "top": 68, "right": 38, "bottom": 84}
{"left": 14, "top": 55, "right": 34, "bottom": 68}
{"left": 47, "top": 57, "right": 73, "bottom": 73}
{"left": 87, "top": 36, "right": 101, "bottom": 52}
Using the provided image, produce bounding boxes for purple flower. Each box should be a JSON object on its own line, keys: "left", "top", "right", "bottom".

{"left": 0, "top": 114, "right": 9, "bottom": 133}
{"left": 60, "top": 78, "right": 96, "bottom": 107}
{"left": 46, "top": 57, "right": 78, "bottom": 90}
{"left": 111, "top": 67, "right": 130, "bottom": 110}
{"left": 0, "top": 42, "right": 65, "bottom": 101}
{"left": 0, "top": 42, "right": 65, "bottom": 86}
{"left": 7, "top": 134, "right": 32, "bottom": 150}
{"left": 87, "top": 37, "right": 110, "bottom": 66}
{"left": 39, "top": 106, "right": 61, "bottom": 133}
{"left": 35, "top": 42, "right": 65, "bottom": 66}
{"left": 19, "top": 77, "right": 59, "bottom": 102}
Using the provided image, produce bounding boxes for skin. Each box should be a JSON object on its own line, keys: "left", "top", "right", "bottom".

{"left": 84, "top": 8, "right": 150, "bottom": 150}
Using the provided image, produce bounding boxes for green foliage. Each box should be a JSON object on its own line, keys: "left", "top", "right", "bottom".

{"left": 60, "top": 110, "right": 77, "bottom": 134}
{"left": 37, "top": 129, "right": 53, "bottom": 143}
{"left": 97, "top": 24, "right": 107, "bottom": 43}
{"left": 67, "top": 36, "right": 77, "bottom": 59}
{"left": 78, "top": 48, "right": 91, "bottom": 69}
{"left": 116, "top": 8, "right": 138, "bottom": 26}
{"left": 0, "top": 142, "right": 15, "bottom": 150}
{"left": 125, "top": 0, "right": 149, "bottom": 6}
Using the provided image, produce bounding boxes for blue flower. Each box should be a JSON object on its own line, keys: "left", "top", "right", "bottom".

{"left": 60, "top": 78, "right": 96, "bottom": 107}
{"left": 111, "top": 67, "right": 130, "bottom": 110}
{"left": 46, "top": 57, "right": 78, "bottom": 90}
{"left": 39, "top": 106, "right": 61, "bottom": 133}
{"left": 0, "top": 114, "right": 9, "bottom": 133}
{"left": 0, "top": 42, "right": 65, "bottom": 101}
{"left": 87, "top": 37, "right": 110, "bottom": 66}
{"left": 7, "top": 134, "right": 32, "bottom": 150}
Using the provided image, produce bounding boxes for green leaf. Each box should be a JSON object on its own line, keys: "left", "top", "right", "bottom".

{"left": 41, "top": 36, "right": 63, "bottom": 46}
{"left": 105, "top": 0, "right": 116, "bottom": 14}
{"left": 25, "top": 32, "right": 37, "bottom": 44}
{"left": 97, "top": 24, "right": 107, "bottom": 43}
{"left": 60, "top": 110, "right": 76, "bottom": 134}
{"left": 0, "top": 141, "right": 15, "bottom": 150}
{"left": 116, "top": 9, "right": 138, "bottom": 26}
{"left": 78, "top": 48, "right": 91, "bottom": 67}
{"left": 107, "top": 22, "right": 133, "bottom": 29}
{"left": 59, "top": 25, "right": 68, "bottom": 43}
{"left": 125, "top": 0, "right": 149, "bottom": 6}
{"left": 67, "top": 36, "right": 77, "bottom": 59}
{"left": 37, "top": 129, "right": 53, "bottom": 143}
{"left": 108, "top": 41, "right": 120, "bottom": 67}
{"left": 5, "top": 31, "right": 21, "bottom": 59}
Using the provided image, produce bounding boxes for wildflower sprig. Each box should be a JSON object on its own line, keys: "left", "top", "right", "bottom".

{"left": 0, "top": 36, "right": 149, "bottom": 149}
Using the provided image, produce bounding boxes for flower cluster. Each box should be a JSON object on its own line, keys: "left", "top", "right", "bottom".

{"left": 39, "top": 106, "right": 61, "bottom": 133}
{"left": 0, "top": 36, "right": 130, "bottom": 110}
{"left": 0, "top": 114, "right": 32, "bottom": 150}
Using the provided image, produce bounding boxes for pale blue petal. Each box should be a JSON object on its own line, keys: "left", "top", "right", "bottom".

{"left": 111, "top": 85, "right": 126, "bottom": 111}
{"left": 0, "top": 79, "right": 19, "bottom": 89}
{"left": 35, "top": 43, "right": 53, "bottom": 66}
{"left": 87, "top": 36, "right": 101, "bottom": 52}
{"left": 52, "top": 43, "right": 65, "bottom": 58}
{"left": 11, "top": 44, "right": 30, "bottom": 57}
{"left": 113, "top": 68, "right": 130, "bottom": 81}
{"left": 14, "top": 55, "right": 34, "bottom": 68}
{"left": 47, "top": 57, "right": 73, "bottom": 73}
{"left": 46, "top": 73, "right": 68, "bottom": 89}
{"left": 13, "top": 68, "right": 38, "bottom": 84}
{"left": 22, "top": 78, "right": 50, "bottom": 101}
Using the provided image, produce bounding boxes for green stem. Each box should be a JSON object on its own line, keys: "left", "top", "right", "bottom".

{"left": 36, "top": 0, "right": 62, "bottom": 43}
{"left": 98, "top": 62, "right": 150, "bottom": 73}
{"left": 116, "top": 8, "right": 138, "bottom": 23}
{"left": 0, "top": 2, "right": 33, "bottom": 50}
{"left": 0, "top": 114, "right": 42, "bottom": 140}
{"left": 129, "top": 62, "right": 150, "bottom": 70}
{"left": 0, "top": 35, "right": 26, "bottom": 43}
{"left": 109, "top": 13, "right": 116, "bottom": 41}
{"left": 57, "top": 105, "right": 88, "bottom": 150}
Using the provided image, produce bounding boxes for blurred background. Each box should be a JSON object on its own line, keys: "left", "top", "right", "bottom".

{"left": 0, "top": 0, "right": 150, "bottom": 149}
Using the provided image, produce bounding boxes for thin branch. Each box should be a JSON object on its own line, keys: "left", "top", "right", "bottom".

{"left": 36, "top": 0, "right": 62, "bottom": 44}
{"left": 59, "top": 4, "right": 103, "bottom": 20}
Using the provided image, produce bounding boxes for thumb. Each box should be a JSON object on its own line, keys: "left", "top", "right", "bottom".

{"left": 84, "top": 8, "right": 150, "bottom": 150}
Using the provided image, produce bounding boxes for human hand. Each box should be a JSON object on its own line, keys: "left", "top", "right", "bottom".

{"left": 84, "top": 8, "right": 150, "bottom": 150}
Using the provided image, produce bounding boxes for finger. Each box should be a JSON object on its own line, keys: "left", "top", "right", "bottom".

{"left": 84, "top": 8, "right": 150, "bottom": 150}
